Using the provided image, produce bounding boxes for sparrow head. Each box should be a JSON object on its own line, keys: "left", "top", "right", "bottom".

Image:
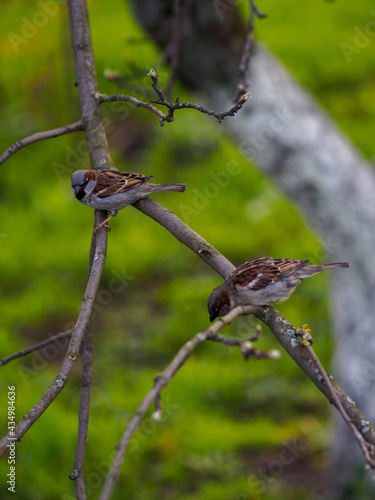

{"left": 71, "top": 170, "right": 97, "bottom": 200}
{"left": 207, "top": 284, "right": 231, "bottom": 322}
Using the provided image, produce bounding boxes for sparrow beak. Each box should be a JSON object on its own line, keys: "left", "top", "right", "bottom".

{"left": 209, "top": 312, "right": 218, "bottom": 323}
{"left": 73, "top": 184, "right": 86, "bottom": 201}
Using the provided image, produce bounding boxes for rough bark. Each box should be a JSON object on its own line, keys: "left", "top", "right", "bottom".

{"left": 131, "top": 0, "right": 375, "bottom": 495}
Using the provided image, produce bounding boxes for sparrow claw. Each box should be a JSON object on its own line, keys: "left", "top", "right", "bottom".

{"left": 94, "top": 222, "right": 112, "bottom": 233}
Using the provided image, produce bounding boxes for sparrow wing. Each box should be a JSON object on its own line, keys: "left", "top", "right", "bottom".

{"left": 231, "top": 257, "right": 308, "bottom": 291}
{"left": 93, "top": 170, "right": 155, "bottom": 198}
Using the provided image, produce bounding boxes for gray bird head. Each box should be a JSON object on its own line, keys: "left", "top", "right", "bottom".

{"left": 71, "top": 170, "right": 96, "bottom": 201}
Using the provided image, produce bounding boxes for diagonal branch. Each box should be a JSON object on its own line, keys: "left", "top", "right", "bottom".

{"left": 0, "top": 228, "right": 108, "bottom": 458}
{"left": 133, "top": 197, "right": 235, "bottom": 278}
{"left": 303, "top": 342, "right": 375, "bottom": 470}
{"left": 0, "top": 330, "right": 71, "bottom": 367}
{"left": 99, "top": 305, "right": 261, "bottom": 500}
{"left": 0, "top": 120, "right": 83, "bottom": 166}
{"left": 100, "top": 300, "right": 375, "bottom": 499}
{"left": 97, "top": 198, "right": 375, "bottom": 497}
{"left": 257, "top": 306, "right": 375, "bottom": 459}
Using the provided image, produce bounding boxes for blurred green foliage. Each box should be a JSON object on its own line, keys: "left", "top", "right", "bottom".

{"left": 0, "top": 0, "right": 374, "bottom": 498}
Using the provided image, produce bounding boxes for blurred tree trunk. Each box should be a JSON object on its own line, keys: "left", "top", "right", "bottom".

{"left": 130, "top": 0, "right": 375, "bottom": 496}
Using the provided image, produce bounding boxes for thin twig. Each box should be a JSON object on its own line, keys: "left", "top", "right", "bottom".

{"left": 94, "top": 92, "right": 174, "bottom": 125}
{"left": 208, "top": 331, "right": 280, "bottom": 361}
{"left": 303, "top": 342, "right": 375, "bottom": 469}
{"left": 150, "top": 71, "right": 251, "bottom": 124}
{"left": 100, "top": 304, "right": 375, "bottom": 498}
{"left": 96, "top": 71, "right": 251, "bottom": 127}
{"left": 234, "top": 0, "right": 266, "bottom": 102}
{"left": 99, "top": 305, "right": 261, "bottom": 500}
{"left": 165, "top": 0, "right": 182, "bottom": 101}
{"left": 0, "top": 121, "right": 83, "bottom": 166}
{"left": 0, "top": 227, "right": 107, "bottom": 458}
{"left": 71, "top": 325, "right": 94, "bottom": 499}
{"left": 0, "top": 331, "right": 72, "bottom": 367}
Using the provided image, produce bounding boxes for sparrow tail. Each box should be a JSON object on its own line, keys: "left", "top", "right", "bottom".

{"left": 302, "top": 262, "right": 349, "bottom": 277}
{"left": 151, "top": 183, "right": 186, "bottom": 193}
{"left": 311, "top": 262, "right": 349, "bottom": 269}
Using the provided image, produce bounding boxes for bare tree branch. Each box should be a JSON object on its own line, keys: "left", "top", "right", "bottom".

{"left": 133, "top": 197, "right": 235, "bottom": 278}
{"left": 96, "top": 198, "right": 375, "bottom": 497}
{"left": 258, "top": 307, "right": 375, "bottom": 456}
{"left": 95, "top": 71, "right": 251, "bottom": 127}
{"left": 3, "top": 1, "right": 374, "bottom": 497}
{"left": 66, "top": 1, "right": 115, "bottom": 496}
{"left": 137, "top": 197, "right": 375, "bottom": 461}
{"left": 100, "top": 302, "right": 375, "bottom": 499}
{"left": 0, "top": 121, "right": 83, "bottom": 166}
{"left": 0, "top": 0, "right": 112, "bottom": 481}
{"left": 71, "top": 324, "right": 94, "bottom": 499}
{"left": 165, "top": 0, "right": 182, "bottom": 101}
{"left": 99, "top": 305, "right": 261, "bottom": 500}
{"left": 94, "top": 92, "right": 173, "bottom": 125}
{"left": 0, "top": 331, "right": 71, "bottom": 367}
{"left": 234, "top": 0, "right": 266, "bottom": 102}
{"left": 0, "top": 229, "right": 107, "bottom": 458}
{"left": 303, "top": 342, "right": 375, "bottom": 470}
{"left": 68, "top": 2, "right": 112, "bottom": 169}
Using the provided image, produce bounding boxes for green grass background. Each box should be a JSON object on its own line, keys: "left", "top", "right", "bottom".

{"left": 0, "top": 0, "right": 374, "bottom": 498}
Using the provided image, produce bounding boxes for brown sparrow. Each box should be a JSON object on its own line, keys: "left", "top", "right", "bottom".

{"left": 71, "top": 169, "right": 186, "bottom": 231}
{"left": 207, "top": 257, "right": 349, "bottom": 321}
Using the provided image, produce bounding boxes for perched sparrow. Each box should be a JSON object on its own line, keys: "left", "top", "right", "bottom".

{"left": 71, "top": 169, "right": 186, "bottom": 231}
{"left": 207, "top": 257, "right": 349, "bottom": 322}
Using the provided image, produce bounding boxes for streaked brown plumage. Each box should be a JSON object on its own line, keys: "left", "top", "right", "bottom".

{"left": 71, "top": 169, "right": 186, "bottom": 231}
{"left": 207, "top": 257, "right": 349, "bottom": 322}
{"left": 91, "top": 170, "right": 156, "bottom": 198}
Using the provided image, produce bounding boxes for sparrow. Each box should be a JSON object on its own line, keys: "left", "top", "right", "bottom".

{"left": 207, "top": 257, "right": 349, "bottom": 322}
{"left": 71, "top": 169, "right": 186, "bottom": 231}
